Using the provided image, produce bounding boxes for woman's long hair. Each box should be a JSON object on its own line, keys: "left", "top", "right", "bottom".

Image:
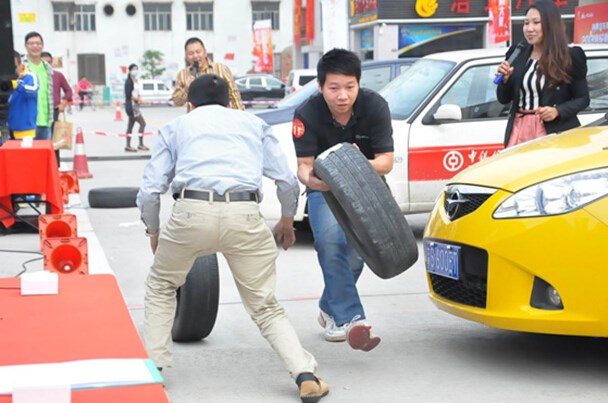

{"left": 528, "top": 0, "right": 572, "bottom": 87}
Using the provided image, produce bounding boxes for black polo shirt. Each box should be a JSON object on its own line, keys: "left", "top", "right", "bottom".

{"left": 292, "top": 88, "right": 393, "bottom": 160}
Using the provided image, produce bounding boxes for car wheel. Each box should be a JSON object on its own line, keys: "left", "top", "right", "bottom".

{"left": 313, "top": 143, "right": 419, "bottom": 279}
{"left": 88, "top": 187, "right": 139, "bottom": 208}
{"left": 172, "top": 254, "right": 220, "bottom": 342}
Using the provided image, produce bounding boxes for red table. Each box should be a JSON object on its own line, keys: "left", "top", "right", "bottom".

{"left": 0, "top": 275, "right": 169, "bottom": 402}
{"left": 0, "top": 140, "right": 64, "bottom": 228}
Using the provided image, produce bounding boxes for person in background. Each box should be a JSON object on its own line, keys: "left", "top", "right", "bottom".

{"left": 171, "top": 37, "right": 244, "bottom": 110}
{"left": 77, "top": 76, "right": 93, "bottom": 110}
{"left": 292, "top": 49, "right": 393, "bottom": 352}
{"left": 23, "top": 31, "right": 53, "bottom": 140}
{"left": 124, "top": 63, "right": 149, "bottom": 152}
{"left": 40, "top": 52, "right": 72, "bottom": 122}
{"left": 496, "top": 0, "right": 589, "bottom": 147}
{"left": 138, "top": 74, "right": 329, "bottom": 403}
{"left": 8, "top": 51, "right": 38, "bottom": 139}
{"left": 41, "top": 51, "right": 72, "bottom": 166}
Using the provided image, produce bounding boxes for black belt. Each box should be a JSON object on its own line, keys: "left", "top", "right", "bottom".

{"left": 174, "top": 189, "right": 258, "bottom": 202}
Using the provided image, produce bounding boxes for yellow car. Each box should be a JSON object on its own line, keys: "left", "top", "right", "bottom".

{"left": 423, "top": 122, "right": 608, "bottom": 336}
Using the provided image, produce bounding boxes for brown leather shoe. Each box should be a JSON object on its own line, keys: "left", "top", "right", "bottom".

{"left": 298, "top": 374, "right": 329, "bottom": 403}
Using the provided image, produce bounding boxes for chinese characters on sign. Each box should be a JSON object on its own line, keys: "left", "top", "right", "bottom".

{"left": 253, "top": 20, "right": 273, "bottom": 73}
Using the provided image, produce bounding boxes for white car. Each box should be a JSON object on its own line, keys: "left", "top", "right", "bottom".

{"left": 138, "top": 79, "right": 173, "bottom": 105}
{"left": 259, "top": 45, "right": 608, "bottom": 222}
{"left": 284, "top": 69, "right": 316, "bottom": 96}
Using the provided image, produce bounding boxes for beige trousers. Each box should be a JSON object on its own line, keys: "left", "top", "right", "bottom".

{"left": 144, "top": 198, "right": 317, "bottom": 378}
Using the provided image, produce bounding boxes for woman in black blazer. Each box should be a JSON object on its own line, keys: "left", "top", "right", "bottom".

{"left": 496, "top": 0, "right": 589, "bottom": 147}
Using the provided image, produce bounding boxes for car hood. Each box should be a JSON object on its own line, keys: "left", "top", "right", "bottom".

{"left": 450, "top": 127, "right": 608, "bottom": 192}
{"left": 254, "top": 106, "right": 297, "bottom": 125}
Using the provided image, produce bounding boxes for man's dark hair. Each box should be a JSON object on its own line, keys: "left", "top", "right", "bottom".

{"left": 24, "top": 31, "right": 43, "bottom": 44}
{"left": 184, "top": 37, "right": 205, "bottom": 50}
{"left": 317, "top": 48, "right": 361, "bottom": 86}
{"left": 41, "top": 51, "right": 52, "bottom": 59}
{"left": 13, "top": 51, "right": 21, "bottom": 60}
{"left": 188, "top": 74, "right": 229, "bottom": 108}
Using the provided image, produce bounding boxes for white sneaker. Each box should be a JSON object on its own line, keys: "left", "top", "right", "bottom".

{"left": 318, "top": 310, "right": 347, "bottom": 342}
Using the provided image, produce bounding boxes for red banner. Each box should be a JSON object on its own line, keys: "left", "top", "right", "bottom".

{"left": 488, "top": 0, "right": 510, "bottom": 44}
{"left": 253, "top": 20, "right": 273, "bottom": 73}
{"left": 305, "top": 0, "right": 314, "bottom": 44}
{"left": 574, "top": 3, "right": 608, "bottom": 44}
{"left": 294, "top": 0, "right": 302, "bottom": 45}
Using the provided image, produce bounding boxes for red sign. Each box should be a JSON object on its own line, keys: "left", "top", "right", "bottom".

{"left": 574, "top": 2, "right": 608, "bottom": 44}
{"left": 451, "top": 0, "right": 470, "bottom": 14}
{"left": 305, "top": 0, "right": 314, "bottom": 44}
{"left": 294, "top": 0, "right": 302, "bottom": 44}
{"left": 253, "top": 20, "right": 273, "bottom": 73}
{"left": 408, "top": 144, "right": 504, "bottom": 181}
{"left": 488, "top": 0, "right": 510, "bottom": 44}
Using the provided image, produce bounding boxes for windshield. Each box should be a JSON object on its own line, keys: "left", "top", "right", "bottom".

{"left": 274, "top": 79, "right": 319, "bottom": 108}
{"left": 380, "top": 59, "right": 455, "bottom": 119}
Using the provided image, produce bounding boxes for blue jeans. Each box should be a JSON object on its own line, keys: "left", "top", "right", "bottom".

{"left": 35, "top": 126, "right": 51, "bottom": 140}
{"left": 307, "top": 191, "right": 365, "bottom": 326}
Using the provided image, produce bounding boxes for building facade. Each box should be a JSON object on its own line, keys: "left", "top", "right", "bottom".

{"left": 10, "top": 0, "right": 294, "bottom": 100}
{"left": 347, "top": 0, "right": 579, "bottom": 61}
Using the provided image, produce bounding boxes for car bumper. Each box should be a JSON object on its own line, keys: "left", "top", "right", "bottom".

{"left": 424, "top": 190, "right": 608, "bottom": 337}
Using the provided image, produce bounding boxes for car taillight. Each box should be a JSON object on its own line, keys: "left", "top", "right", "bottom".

{"left": 292, "top": 87, "right": 296, "bottom": 93}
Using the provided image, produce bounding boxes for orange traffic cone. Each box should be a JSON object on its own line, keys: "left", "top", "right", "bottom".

{"left": 114, "top": 101, "right": 123, "bottom": 121}
{"left": 73, "top": 127, "right": 93, "bottom": 179}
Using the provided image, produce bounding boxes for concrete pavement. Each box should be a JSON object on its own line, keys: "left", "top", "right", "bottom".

{"left": 2, "top": 105, "right": 608, "bottom": 402}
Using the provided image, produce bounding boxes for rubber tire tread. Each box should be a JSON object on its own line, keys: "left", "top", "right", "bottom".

{"left": 172, "top": 254, "right": 220, "bottom": 342}
{"left": 313, "top": 143, "right": 418, "bottom": 279}
{"left": 88, "top": 187, "right": 139, "bottom": 208}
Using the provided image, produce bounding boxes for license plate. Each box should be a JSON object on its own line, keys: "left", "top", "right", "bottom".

{"left": 424, "top": 241, "right": 460, "bottom": 280}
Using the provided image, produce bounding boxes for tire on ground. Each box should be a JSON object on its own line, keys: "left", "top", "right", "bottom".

{"left": 88, "top": 187, "right": 139, "bottom": 208}
{"left": 313, "top": 142, "right": 418, "bottom": 279}
{"left": 172, "top": 254, "right": 220, "bottom": 342}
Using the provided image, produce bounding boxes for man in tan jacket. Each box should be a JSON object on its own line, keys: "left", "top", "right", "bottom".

{"left": 171, "top": 37, "right": 244, "bottom": 110}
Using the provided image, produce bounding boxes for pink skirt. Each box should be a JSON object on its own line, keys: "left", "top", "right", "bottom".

{"left": 507, "top": 110, "right": 547, "bottom": 148}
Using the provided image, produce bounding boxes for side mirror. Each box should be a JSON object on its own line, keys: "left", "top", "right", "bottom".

{"left": 434, "top": 104, "right": 462, "bottom": 121}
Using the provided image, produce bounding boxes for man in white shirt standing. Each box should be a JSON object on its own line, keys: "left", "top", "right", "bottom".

{"left": 137, "top": 74, "right": 329, "bottom": 403}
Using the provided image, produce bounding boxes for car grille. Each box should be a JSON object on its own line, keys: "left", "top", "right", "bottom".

{"left": 443, "top": 184, "right": 496, "bottom": 221}
{"left": 429, "top": 242, "right": 488, "bottom": 308}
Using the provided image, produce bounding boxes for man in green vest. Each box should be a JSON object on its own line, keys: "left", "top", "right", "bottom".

{"left": 24, "top": 31, "right": 54, "bottom": 140}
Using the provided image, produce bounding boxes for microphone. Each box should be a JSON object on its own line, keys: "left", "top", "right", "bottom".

{"left": 191, "top": 61, "right": 199, "bottom": 78}
{"left": 493, "top": 41, "right": 527, "bottom": 85}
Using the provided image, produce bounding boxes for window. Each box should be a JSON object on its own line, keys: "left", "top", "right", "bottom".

{"left": 267, "top": 77, "right": 284, "bottom": 89}
{"left": 74, "top": 4, "right": 96, "bottom": 31}
{"left": 52, "top": 2, "right": 96, "bottom": 31}
{"left": 143, "top": 3, "right": 172, "bottom": 31}
{"left": 250, "top": 77, "right": 263, "bottom": 87}
{"left": 252, "top": 1, "right": 279, "bottom": 30}
{"left": 77, "top": 53, "right": 105, "bottom": 85}
{"left": 586, "top": 58, "right": 608, "bottom": 112}
{"left": 186, "top": 2, "right": 213, "bottom": 31}
{"left": 439, "top": 64, "right": 508, "bottom": 120}
{"left": 360, "top": 66, "right": 391, "bottom": 92}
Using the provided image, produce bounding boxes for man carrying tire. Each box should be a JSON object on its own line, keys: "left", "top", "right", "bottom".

{"left": 292, "top": 49, "right": 394, "bottom": 352}
{"left": 137, "top": 74, "right": 329, "bottom": 403}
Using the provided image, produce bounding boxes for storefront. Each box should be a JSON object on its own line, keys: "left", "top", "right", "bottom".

{"left": 349, "top": 0, "right": 578, "bottom": 60}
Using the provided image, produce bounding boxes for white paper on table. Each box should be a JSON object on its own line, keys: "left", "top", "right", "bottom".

{"left": 0, "top": 358, "right": 163, "bottom": 395}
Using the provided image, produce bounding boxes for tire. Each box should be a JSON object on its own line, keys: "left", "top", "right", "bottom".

{"left": 88, "top": 187, "right": 139, "bottom": 208}
{"left": 313, "top": 143, "right": 419, "bottom": 279}
{"left": 172, "top": 254, "right": 220, "bottom": 342}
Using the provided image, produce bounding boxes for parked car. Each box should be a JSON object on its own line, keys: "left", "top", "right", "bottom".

{"left": 138, "top": 79, "right": 173, "bottom": 105}
{"left": 258, "top": 46, "right": 608, "bottom": 223}
{"left": 235, "top": 74, "right": 285, "bottom": 108}
{"left": 423, "top": 117, "right": 608, "bottom": 337}
{"left": 284, "top": 69, "right": 316, "bottom": 96}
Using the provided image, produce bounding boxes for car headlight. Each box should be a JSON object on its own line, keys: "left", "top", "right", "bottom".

{"left": 493, "top": 167, "right": 608, "bottom": 218}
